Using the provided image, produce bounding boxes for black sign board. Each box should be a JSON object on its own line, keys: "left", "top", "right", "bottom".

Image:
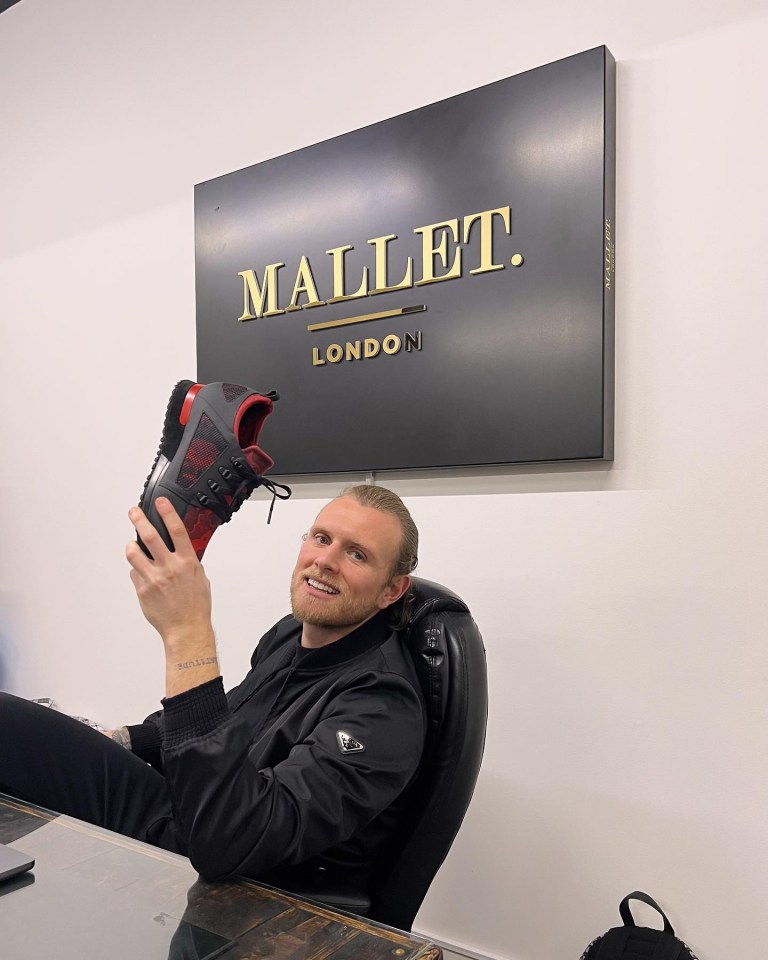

{"left": 195, "top": 46, "right": 615, "bottom": 475}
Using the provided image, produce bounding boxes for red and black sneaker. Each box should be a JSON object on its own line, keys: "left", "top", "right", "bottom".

{"left": 137, "top": 380, "right": 291, "bottom": 560}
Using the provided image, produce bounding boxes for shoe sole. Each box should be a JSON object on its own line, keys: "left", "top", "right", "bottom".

{"left": 137, "top": 379, "right": 201, "bottom": 556}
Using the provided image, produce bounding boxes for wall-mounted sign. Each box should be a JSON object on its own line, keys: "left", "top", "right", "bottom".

{"left": 195, "top": 45, "right": 615, "bottom": 475}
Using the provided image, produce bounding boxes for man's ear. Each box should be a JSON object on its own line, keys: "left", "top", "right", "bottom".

{"left": 379, "top": 575, "right": 410, "bottom": 609}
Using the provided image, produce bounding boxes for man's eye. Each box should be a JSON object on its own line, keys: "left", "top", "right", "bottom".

{"left": 349, "top": 549, "right": 366, "bottom": 562}
{"left": 314, "top": 533, "right": 330, "bottom": 545}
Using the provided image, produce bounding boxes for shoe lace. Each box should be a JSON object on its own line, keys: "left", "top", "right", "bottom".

{"left": 194, "top": 456, "right": 292, "bottom": 524}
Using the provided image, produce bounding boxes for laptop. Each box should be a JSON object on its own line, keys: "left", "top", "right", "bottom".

{"left": 0, "top": 842, "right": 35, "bottom": 882}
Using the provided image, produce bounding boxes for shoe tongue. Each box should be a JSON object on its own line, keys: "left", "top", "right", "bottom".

{"left": 242, "top": 444, "right": 274, "bottom": 474}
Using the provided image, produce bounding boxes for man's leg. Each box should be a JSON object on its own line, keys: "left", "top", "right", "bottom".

{"left": 0, "top": 693, "right": 183, "bottom": 854}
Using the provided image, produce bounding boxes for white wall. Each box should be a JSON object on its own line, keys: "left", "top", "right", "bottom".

{"left": 1, "top": 2, "right": 766, "bottom": 958}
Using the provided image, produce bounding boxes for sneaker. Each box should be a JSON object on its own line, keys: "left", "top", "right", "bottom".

{"left": 137, "top": 380, "right": 291, "bottom": 560}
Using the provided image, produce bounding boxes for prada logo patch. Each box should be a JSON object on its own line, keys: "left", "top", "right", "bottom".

{"left": 336, "top": 731, "right": 365, "bottom": 755}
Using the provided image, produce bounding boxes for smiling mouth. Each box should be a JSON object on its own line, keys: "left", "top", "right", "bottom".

{"left": 306, "top": 577, "right": 340, "bottom": 596}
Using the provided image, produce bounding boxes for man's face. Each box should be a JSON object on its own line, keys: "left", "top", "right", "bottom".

{"left": 290, "top": 497, "right": 408, "bottom": 636}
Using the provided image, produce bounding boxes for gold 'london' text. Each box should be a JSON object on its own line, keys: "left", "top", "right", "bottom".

{"left": 312, "top": 331, "right": 422, "bottom": 366}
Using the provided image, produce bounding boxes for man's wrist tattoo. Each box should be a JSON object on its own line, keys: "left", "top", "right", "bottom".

{"left": 111, "top": 726, "right": 132, "bottom": 751}
{"left": 176, "top": 656, "right": 218, "bottom": 671}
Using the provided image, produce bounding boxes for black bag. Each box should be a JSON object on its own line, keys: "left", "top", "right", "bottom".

{"left": 580, "top": 891, "right": 699, "bottom": 959}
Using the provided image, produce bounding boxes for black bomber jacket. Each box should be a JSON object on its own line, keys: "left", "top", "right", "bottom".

{"left": 127, "top": 611, "right": 426, "bottom": 890}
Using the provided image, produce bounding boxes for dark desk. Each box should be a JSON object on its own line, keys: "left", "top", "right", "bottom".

{"left": 0, "top": 794, "right": 441, "bottom": 960}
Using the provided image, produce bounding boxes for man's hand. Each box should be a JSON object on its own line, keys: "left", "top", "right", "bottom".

{"left": 102, "top": 727, "right": 132, "bottom": 750}
{"left": 126, "top": 498, "right": 220, "bottom": 698}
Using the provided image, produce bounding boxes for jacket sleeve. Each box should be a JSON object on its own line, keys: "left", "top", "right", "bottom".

{"left": 126, "top": 711, "right": 164, "bottom": 769}
{"left": 159, "top": 671, "right": 425, "bottom": 881}
{"left": 125, "top": 622, "right": 282, "bottom": 769}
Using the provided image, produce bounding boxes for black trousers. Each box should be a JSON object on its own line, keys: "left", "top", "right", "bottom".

{"left": 0, "top": 692, "right": 184, "bottom": 854}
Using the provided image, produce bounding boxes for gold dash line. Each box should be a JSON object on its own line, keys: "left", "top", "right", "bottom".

{"left": 307, "top": 306, "right": 424, "bottom": 333}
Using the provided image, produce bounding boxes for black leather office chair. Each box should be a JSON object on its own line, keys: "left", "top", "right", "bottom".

{"left": 364, "top": 577, "right": 488, "bottom": 930}
{"left": 283, "top": 577, "right": 488, "bottom": 930}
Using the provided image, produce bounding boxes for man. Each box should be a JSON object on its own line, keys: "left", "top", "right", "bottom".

{"left": 0, "top": 484, "right": 426, "bottom": 903}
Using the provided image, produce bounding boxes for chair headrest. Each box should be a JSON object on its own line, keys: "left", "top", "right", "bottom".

{"left": 399, "top": 577, "right": 481, "bottom": 740}
{"left": 406, "top": 577, "right": 470, "bottom": 626}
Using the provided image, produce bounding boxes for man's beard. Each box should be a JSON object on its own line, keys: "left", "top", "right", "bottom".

{"left": 290, "top": 572, "right": 383, "bottom": 629}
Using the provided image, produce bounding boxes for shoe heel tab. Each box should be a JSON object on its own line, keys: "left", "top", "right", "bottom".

{"left": 179, "top": 383, "right": 204, "bottom": 425}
